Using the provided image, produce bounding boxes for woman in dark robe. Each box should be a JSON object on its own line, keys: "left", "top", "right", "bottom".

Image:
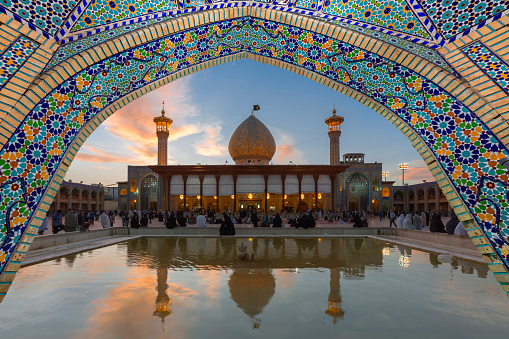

{"left": 220, "top": 213, "right": 236, "bottom": 236}
{"left": 297, "top": 215, "right": 308, "bottom": 229}
{"left": 308, "top": 213, "right": 316, "bottom": 228}
{"left": 130, "top": 214, "right": 140, "bottom": 229}
{"left": 178, "top": 216, "right": 187, "bottom": 227}
{"left": 445, "top": 214, "right": 459, "bottom": 235}
{"left": 140, "top": 214, "right": 148, "bottom": 227}
{"left": 430, "top": 213, "right": 446, "bottom": 233}
{"left": 158, "top": 212, "right": 163, "bottom": 222}
{"left": 166, "top": 212, "right": 177, "bottom": 229}
{"left": 272, "top": 213, "right": 283, "bottom": 227}
{"left": 251, "top": 212, "right": 259, "bottom": 227}
{"left": 353, "top": 214, "right": 363, "bottom": 228}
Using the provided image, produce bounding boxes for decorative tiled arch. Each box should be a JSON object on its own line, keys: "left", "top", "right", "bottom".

{"left": 1, "top": 8, "right": 509, "bottom": 301}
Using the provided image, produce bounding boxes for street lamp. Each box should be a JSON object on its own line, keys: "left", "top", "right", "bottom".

{"left": 399, "top": 163, "right": 408, "bottom": 186}
{"left": 399, "top": 163, "right": 409, "bottom": 211}
{"left": 382, "top": 172, "right": 389, "bottom": 181}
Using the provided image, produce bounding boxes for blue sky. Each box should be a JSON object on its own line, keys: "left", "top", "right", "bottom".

{"left": 66, "top": 59, "right": 434, "bottom": 186}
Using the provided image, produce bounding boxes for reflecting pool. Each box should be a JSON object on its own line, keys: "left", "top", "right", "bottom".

{"left": 1, "top": 237, "right": 509, "bottom": 338}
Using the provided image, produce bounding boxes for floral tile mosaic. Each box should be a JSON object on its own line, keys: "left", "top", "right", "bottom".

{"left": 47, "top": 16, "right": 171, "bottom": 70}
{"left": 0, "top": 0, "right": 78, "bottom": 36}
{"left": 0, "top": 36, "right": 38, "bottom": 89}
{"left": 295, "top": 0, "right": 319, "bottom": 10}
{"left": 70, "top": 0, "right": 206, "bottom": 32}
{"left": 329, "top": 19, "right": 454, "bottom": 74}
{"left": 321, "top": 0, "right": 431, "bottom": 39}
{"left": 463, "top": 41, "right": 509, "bottom": 95}
{"left": 415, "top": 0, "right": 508, "bottom": 40}
{"left": 1, "top": 17, "right": 509, "bottom": 289}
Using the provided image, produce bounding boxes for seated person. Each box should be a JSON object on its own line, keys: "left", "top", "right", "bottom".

{"left": 80, "top": 222, "right": 91, "bottom": 232}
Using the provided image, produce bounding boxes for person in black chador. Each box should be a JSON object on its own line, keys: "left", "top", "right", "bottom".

{"left": 158, "top": 212, "right": 163, "bottom": 222}
{"left": 430, "top": 213, "right": 446, "bottom": 233}
{"left": 307, "top": 213, "right": 316, "bottom": 228}
{"left": 353, "top": 213, "right": 363, "bottom": 228}
{"left": 445, "top": 213, "right": 459, "bottom": 235}
{"left": 166, "top": 211, "right": 177, "bottom": 229}
{"left": 130, "top": 214, "right": 140, "bottom": 229}
{"left": 251, "top": 212, "right": 259, "bottom": 227}
{"left": 140, "top": 213, "right": 148, "bottom": 227}
{"left": 220, "top": 213, "right": 236, "bottom": 236}
{"left": 272, "top": 213, "right": 283, "bottom": 227}
{"left": 297, "top": 214, "right": 308, "bottom": 229}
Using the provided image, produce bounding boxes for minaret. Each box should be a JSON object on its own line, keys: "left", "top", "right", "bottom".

{"left": 324, "top": 268, "right": 344, "bottom": 325}
{"left": 153, "top": 102, "right": 173, "bottom": 165}
{"left": 325, "top": 106, "right": 344, "bottom": 165}
{"left": 153, "top": 267, "right": 172, "bottom": 332}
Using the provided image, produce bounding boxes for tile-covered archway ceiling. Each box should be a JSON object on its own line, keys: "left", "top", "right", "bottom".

{"left": 0, "top": 0, "right": 507, "bottom": 46}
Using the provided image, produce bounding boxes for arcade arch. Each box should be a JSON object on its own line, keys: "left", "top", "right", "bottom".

{"left": 0, "top": 8, "right": 508, "bottom": 297}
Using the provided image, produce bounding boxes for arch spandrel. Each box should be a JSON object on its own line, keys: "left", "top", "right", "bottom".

{"left": 0, "top": 9, "right": 509, "bottom": 299}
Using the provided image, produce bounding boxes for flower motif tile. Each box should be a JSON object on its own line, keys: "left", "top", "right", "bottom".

{"left": 415, "top": 0, "right": 508, "bottom": 40}
{"left": 0, "top": 36, "right": 38, "bottom": 89}
{"left": 463, "top": 41, "right": 509, "bottom": 95}
{"left": 295, "top": 0, "right": 319, "bottom": 10}
{"left": 322, "top": 0, "right": 431, "bottom": 39}
{"left": 0, "top": 0, "right": 78, "bottom": 36}
{"left": 71, "top": 0, "right": 205, "bottom": 32}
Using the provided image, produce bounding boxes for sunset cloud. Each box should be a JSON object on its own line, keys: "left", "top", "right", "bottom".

{"left": 273, "top": 131, "right": 304, "bottom": 164}
{"left": 399, "top": 160, "right": 434, "bottom": 183}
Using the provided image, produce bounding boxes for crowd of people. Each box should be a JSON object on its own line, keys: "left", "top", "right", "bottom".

{"left": 39, "top": 209, "right": 118, "bottom": 235}
{"left": 38, "top": 207, "right": 468, "bottom": 238}
{"left": 385, "top": 209, "right": 468, "bottom": 236}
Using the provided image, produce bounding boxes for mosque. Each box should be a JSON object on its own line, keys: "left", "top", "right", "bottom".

{"left": 119, "top": 105, "right": 441, "bottom": 214}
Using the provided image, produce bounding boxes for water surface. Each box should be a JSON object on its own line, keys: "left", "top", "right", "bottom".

{"left": 1, "top": 237, "right": 508, "bottom": 338}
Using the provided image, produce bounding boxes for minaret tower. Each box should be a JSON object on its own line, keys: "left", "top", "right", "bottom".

{"left": 153, "top": 267, "right": 172, "bottom": 332}
{"left": 325, "top": 106, "right": 344, "bottom": 165}
{"left": 324, "top": 268, "right": 345, "bottom": 325}
{"left": 153, "top": 102, "right": 173, "bottom": 165}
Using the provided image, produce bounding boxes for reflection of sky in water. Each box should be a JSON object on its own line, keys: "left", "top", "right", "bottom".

{"left": 1, "top": 238, "right": 509, "bottom": 338}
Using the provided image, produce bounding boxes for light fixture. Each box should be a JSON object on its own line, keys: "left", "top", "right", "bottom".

{"left": 284, "top": 195, "right": 287, "bottom": 200}
{"left": 399, "top": 255, "right": 410, "bottom": 268}
{"left": 231, "top": 195, "right": 234, "bottom": 200}
{"left": 266, "top": 193, "right": 270, "bottom": 199}
{"left": 382, "top": 171, "right": 389, "bottom": 181}
{"left": 382, "top": 247, "right": 390, "bottom": 256}
{"left": 214, "top": 196, "right": 217, "bottom": 199}
{"left": 318, "top": 193, "right": 322, "bottom": 199}
{"left": 197, "top": 195, "right": 201, "bottom": 200}
{"left": 179, "top": 195, "right": 183, "bottom": 200}
{"left": 248, "top": 193, "right": 253, "bottom": 199}
{"left": 301, "top": 193, "right": 304, "bottom": 200}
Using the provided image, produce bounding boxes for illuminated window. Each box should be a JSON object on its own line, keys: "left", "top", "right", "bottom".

{"left": 382, "top": 187, "right": 390, "bottom": 198}
{"left": 120, "top": 189, "right": 127, "bottom": 196}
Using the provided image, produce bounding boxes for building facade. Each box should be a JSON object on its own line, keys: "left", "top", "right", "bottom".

{"left": 125, "top": 106, "right": 454, "bottom": 214}
{"left": 393, "top": 182, "right": 454, "bottom": 216}
{"left": 49, "top": 180, "right": 105, "bottom": 213}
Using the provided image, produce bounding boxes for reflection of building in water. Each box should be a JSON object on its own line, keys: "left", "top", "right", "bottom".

{"left": 228, "top": 268, "right": 276, "bottom": 329}
{"left": 325, "top": 268, "right": 344, "bottom": 324}
{"left": 153, "top": 267, "right": 172, "bottom": 331}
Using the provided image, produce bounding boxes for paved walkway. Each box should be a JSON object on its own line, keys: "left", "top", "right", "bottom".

{"left": 40, "top": 215, "right": 453, "bottom": 234}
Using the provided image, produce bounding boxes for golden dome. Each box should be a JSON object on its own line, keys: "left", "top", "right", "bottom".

{"left": 228, "top": 268, "right": 276, "bottom": 317}
{"left": 228, "top": 115, "right": 276, "bottom": 165}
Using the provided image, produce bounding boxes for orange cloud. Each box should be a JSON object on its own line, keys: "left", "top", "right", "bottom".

{"left": 273, "top": 132, "right": 304, "bottom": 164}
{"left": 400, "top": 160, "right": 434, "bottom": 183}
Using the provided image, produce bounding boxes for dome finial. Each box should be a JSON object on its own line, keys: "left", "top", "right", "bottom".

{"left": 332, "top": 105, "right": 336, "bottom": 116}
{"left": 161, "top": 101, "right": 165, "bottom": 116}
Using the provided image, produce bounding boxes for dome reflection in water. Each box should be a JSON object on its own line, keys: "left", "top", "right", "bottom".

{"left": 1, "top": 237, "right": 508, "bottom": 338}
